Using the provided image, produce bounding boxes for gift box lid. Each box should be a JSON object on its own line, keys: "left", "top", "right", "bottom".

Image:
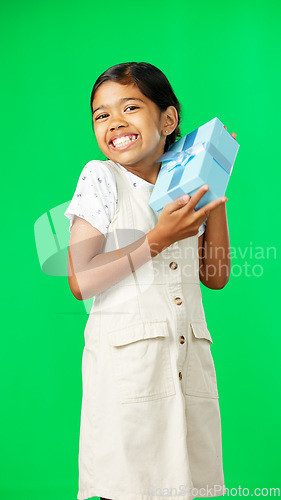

{"left": 157, "top": 117, "right": 239, "bottom": 176}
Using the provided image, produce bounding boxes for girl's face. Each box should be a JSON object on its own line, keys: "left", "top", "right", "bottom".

{"left": 92, "top": 81, "right": 177, "bottom": 177}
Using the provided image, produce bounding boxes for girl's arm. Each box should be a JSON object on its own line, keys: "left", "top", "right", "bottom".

{"left": 68, "top": 215, "right": 172, "bottom": 301}
{"left": 198, "top": 202, "right": 231, "bottom": 289}
{"left": 198, "top": 126, "right": 236, "bottom": 290}
{"left": 68, "top": 186, "right": 225, "bottom": 301}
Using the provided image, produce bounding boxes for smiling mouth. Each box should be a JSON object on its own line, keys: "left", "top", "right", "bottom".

{"left": 110, "top": 134, "right": 139, "bottom": 150}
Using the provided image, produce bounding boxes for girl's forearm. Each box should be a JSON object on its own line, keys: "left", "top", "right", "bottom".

{"left": 73, "top": 227, "right": 170, "bottom": 300}
{"left": 199, "top": 203, "right": 231, "bottom": 289}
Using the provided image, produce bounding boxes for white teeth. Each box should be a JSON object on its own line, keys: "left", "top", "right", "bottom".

{"left": 112, "top": 135, "right": 138, "bottom": 148}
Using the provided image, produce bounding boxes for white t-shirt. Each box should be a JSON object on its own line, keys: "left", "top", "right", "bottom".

{"left": 64, "top": 160, "right": 207, "bottom": 237}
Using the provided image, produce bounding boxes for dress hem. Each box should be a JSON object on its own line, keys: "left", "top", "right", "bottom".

{"left": 77, "top": 483, "right": 227, "bottom": 500}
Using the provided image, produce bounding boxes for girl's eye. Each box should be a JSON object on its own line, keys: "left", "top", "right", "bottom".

{"left": 96, "top": 113, "right": 109, "bottom": 121}
{"left": 125, "top": 105, "right": 139, "bottom": 111}
{"left": 95, "top": 106, "right": 139, "bottom": 121}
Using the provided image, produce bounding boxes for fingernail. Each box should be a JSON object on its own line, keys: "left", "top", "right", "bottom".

{"left": 182, "top": 194, "right": 189, "bottom": 202}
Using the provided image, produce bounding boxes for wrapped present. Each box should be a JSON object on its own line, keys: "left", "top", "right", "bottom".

{"left": 149, "top": 117, "right": 240, "bottom": 213}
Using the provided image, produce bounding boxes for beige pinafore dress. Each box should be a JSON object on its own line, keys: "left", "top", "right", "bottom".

{"left": 77, "top": 160, "right": 225, "bottom": 500}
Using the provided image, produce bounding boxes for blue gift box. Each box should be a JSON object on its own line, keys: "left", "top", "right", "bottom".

{"left": 149, "top": 117, "right": 240, "bottom": 213}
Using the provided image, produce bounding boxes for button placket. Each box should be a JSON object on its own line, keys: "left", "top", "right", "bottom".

{"left": 167, "top": 279, "right": 188, "bottom": 380}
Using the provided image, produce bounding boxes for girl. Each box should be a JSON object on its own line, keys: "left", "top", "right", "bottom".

{"left": 64, "top": 62, "right": 236, "bottom": 500}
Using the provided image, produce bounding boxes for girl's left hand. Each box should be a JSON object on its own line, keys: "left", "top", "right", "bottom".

{"left": 224, "top": 125, "right": 237, "bottom": 140}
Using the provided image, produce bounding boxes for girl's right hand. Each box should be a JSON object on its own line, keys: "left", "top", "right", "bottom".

{"left": 154, "top": 185, "right": 227, "bottom": 247}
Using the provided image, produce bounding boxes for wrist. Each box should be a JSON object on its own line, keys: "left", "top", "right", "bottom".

{"left": 147, "top": 227, "right": 173, "bottom": 257}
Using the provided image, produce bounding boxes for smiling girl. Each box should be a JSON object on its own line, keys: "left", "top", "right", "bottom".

{"left": 64, "top": 62, "right": 236, "bottom": 500}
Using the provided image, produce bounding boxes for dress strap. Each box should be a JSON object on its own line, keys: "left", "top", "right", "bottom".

{"left": 105, "top": 160, "right": 134, "bottom": 192}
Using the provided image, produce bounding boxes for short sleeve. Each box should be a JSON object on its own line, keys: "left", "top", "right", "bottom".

{"left": 64, "top": 160, "right": 117, "bottom": 234}
{"left": 198, "top": 220, "right": 207, "bottom": 237}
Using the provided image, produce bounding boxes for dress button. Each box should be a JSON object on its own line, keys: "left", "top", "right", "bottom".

{"left": 179, "top": 372, "right": 182, "bottom": 381}
{"left": 174, "top": 297, "right": 182, "bottom": 305}
{"left": 169, "top": 261, "right": 178, "bottom": 270}
{"left": 179, "top": 335, "right": 185, "bottom": 344}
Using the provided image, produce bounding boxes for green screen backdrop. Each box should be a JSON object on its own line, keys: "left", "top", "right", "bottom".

{"left": 1, "top": 0, "right": 280, "bottom": 499}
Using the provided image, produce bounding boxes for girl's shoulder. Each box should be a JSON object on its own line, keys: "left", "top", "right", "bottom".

{"left": 80, "top": 159, "right": 117, "bottom": 185}
{"left": 64, "top": 159, "right": 118, "bottom": 234}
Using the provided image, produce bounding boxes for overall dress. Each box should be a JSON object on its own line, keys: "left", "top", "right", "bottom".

{"left": 77, "top": 160, "right": 225, "bottom": 500}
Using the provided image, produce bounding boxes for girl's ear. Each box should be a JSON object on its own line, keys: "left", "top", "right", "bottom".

{"left": 162, "top": 106, "right": 178, "bottom": 135}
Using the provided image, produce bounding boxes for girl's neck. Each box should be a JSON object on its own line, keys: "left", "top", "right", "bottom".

{"left": 116, "top": 160, "right": 162, "bottom": 186}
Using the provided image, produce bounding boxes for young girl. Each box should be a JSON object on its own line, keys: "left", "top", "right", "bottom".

{"left": 64, "top": 62, "right": 236, "bottom": 500}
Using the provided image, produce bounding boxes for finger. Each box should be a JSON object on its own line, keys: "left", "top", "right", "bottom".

{"left": 166, "top": 193, "right": 191, "bottom": 213}
{"left": 195, "top": 210, "right": 211, "bottom": 227}
{"left": 224, "top": 125, "right": 227, "bottom": 130}
{"left": 179, "top": 193, "right": 190, "bottom": 202}
{"left": 195, "top": 195, "right": 227, "bottom": 221}
{"left": 185, "top": 184, "right": 210, "bottom": 212}
{"left": 231, "top": 132, "right": 237, "bottom": 140}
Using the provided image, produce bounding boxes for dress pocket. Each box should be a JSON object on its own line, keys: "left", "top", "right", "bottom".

{"left": 185, "top": 320, "right": 219, "bottom": 399}
{"left": 107, "top": 320, "right": 176, "bottom": 404}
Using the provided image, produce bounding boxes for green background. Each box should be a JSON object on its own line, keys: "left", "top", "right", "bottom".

{"left": 1, "top": 0, "right": 280, "bottom": 499}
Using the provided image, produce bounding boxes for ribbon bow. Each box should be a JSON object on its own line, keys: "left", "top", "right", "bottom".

{"left": 158, "top": 141, "right": 232, "bottom": 176}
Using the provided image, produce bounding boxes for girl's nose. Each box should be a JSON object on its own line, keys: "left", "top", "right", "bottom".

{"left": 109, "top": 115, "right": 128, "bottom": 131}
{"left": 109, "top": 123, "right": 126, "bottom": 132}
